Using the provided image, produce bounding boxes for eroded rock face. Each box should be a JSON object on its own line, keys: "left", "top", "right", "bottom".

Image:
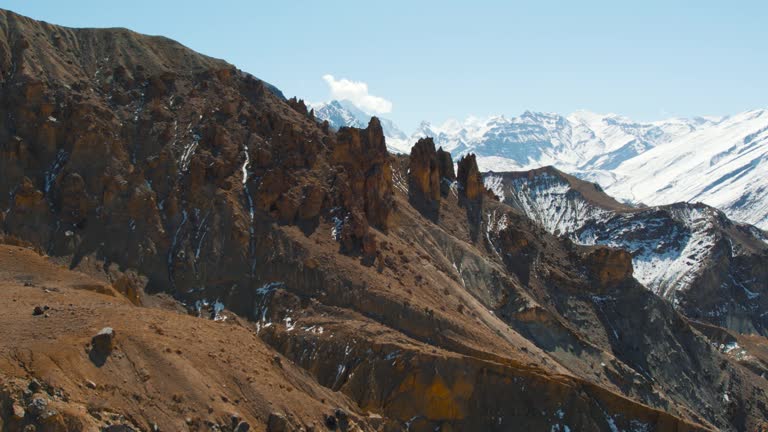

{"left": 436, "top": 147, "right": 456, "bottom": 182}
{"left": 4, "top": 9, "right": 768, "bottom": 432}
{"left": 456, "top": 154, "right": 483, "bottom": 202}
{"left": 4, "top": 177, "right": 50, "bottom": 246}
{"left": 0, "top": 9, "right": 396, "bottom": 296}
{"left": 408, "top": 138, "right": 441, "bottom": 218}
{"left": 333, "top": 118, "right": 394, "bottom": 232}
{"left": 583, "top": 247, "right": 634, "bottom": 290}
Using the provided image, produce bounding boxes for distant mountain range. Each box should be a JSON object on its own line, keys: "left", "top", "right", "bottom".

{"left": 313, "top": 100, "right": 768, "bottom": 229}
{"left": 485, "top": 166, "right": 768, "bottom": 334}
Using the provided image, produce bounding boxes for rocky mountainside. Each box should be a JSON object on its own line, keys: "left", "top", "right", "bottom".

{"left": 318, "top": 101, "right": 768, "bottom": 230}
{"left": 419, "top": 110, "right": 768, "bottom": 230}
{"left": 485, "top": 167, "right": 768, "bottom": 335}
{"left": 2, "top": 9, "right": 768, "bottom": 432}
{"left": 597, "top": 109, "right": 768, "bottom": 230}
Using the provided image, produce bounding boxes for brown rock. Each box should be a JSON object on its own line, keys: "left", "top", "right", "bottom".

{"left": 267, "top": 412, "right": 288, "bottom": 432}
{"left": 58, "top": 172, "right": 89, "bottom": 225}
{"left": 436, "top": 147, "right": 456, "bottom": 182}
{"left": 408, "top": 138, "right": 441, "bottom": 217}
{"left": 584, "top": 247, "right": 634, "bottom": 289}
{"left": 298, "top": 185, "right": 325, "bottom": 220}
{"left": 11, "top": 400, "right": 25, "bottom": 420}
{"left": 91, "top": 327, "right": 116, "bottom": 356}
{"left": 234, "top": 420, "right": 251, "bottom": 432}
{"left": 6, "top": 177, "right": 50, "bottom": 245}
{"left": 456, "top": 154, "right": 483, "bottom": 201}
{"left": 333, "top": 118, "right": 394, "bottom": 231}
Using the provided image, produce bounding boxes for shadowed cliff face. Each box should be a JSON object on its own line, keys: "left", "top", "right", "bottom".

{"left": 485, "top": 167, "right": 768, "bottom": 336}
{"left": 0, "top": 8, "right": 396, "bottom": 300}
{"left": 2, "top": 8, "right": 768, "bottom": 432}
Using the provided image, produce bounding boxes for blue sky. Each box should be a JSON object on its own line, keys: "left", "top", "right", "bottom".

{"left": 5, "top": 1, "right": 767, "bottom": 131}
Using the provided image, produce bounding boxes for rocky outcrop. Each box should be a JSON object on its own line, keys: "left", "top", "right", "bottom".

{"left": 408, "top": 137, "right": 441, "bottom": 218}
{"left": 456, "top": 153, "right": 485, "bottom": 241}
{"left": 583, "top": 247, "right": 634, "bottom": 290}
{"left": 3, "top": 177, "right": 51, "bottom": 246}
{"left": 333, "top": 117, "right": 394, "bottom": 232}
{"left": 436, "top": 147, "right": 455, "bottom": 182}
{"left": 487, "top": 166, "right": 768, "bottom": 335}
{"left": 456, "top": 154, "right": 483, "bottom": 202}
{"left": 0, "top": 8, "right": 399, "bottom": 295}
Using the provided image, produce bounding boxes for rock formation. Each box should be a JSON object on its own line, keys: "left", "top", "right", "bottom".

{"left": 407, "top": 137, "right": 441, "bottom": 218}
{"left": 456, "top": 153, "right": 484, "bottom": 201}
{"left": 436, "top": 147, "right": 456, "bottom": 182}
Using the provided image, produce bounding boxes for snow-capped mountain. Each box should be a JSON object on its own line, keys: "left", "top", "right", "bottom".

{"left": 414, "top": 109, "right": 768, "bottom": 229}
{"left": 312, "top": 100, "right": 768, "bottom": 229}
{"left": 412, "top": 111, "right": 719, "bottom": 172}
{"left": 485, "top": 167, "right": 768, "bottom": 335}
{"left": 597, "top": 109, "right": 768, "bottom": 230}
{"left": 311, "top": 100, "right": 410, "bottom": 153}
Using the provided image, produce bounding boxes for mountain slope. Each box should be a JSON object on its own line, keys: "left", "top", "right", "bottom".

{"left": 2, "top": 8, "right": 768, "bottom": 431}
{"left": 602, "top": 109, "right": 768, "bottom": 229}
{"left": 485, "top": 166, "right": 768, "bottom": 335}
{"left": 409, "top": 109, "right": 768, "bottom": 230}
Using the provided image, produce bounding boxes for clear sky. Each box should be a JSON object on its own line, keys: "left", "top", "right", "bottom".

{"left": 4, "top": 0, "right": 767, "bottom": 131}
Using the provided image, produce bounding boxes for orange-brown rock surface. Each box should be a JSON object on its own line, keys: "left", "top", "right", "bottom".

{"left": 584, "top": 247, "right": 634, "bottom": 290}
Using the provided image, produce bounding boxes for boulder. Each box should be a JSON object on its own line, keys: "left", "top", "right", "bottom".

{"left": 234, "top": 421, "right": 251, "bottom": 432}
{"left": 12, "top": 400, "right": 25, "bottom": 420}
{"left": 267, "top": 412, "right": 288, "bottom": 432}
{"left": 26, "top": 395, "right": 48, "bottom": 417}
{"left": 91, "top": 327, "right": 116, "bottom": 356}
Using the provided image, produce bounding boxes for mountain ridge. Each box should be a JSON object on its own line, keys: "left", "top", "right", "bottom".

{"left": 485, "top": 165, "right": 768, "bottom": 335}
{"left": 316, "top": 99, "right": 768, "bottom": 229}
{"left": 3, "top": 8, "right": 768, "bottom": 431}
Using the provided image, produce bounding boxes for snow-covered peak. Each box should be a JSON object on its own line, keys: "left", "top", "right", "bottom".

{"left": 601, "top": 108, "right": 768, "bottom": 229}
{"left": 314, "top": 103, "right": 768, "bottom": 228}
{"left": 487, "top": 168, "right": 768, "bottom": 334}
{"left": 312, "top": 99, "right": 409, "bottom": 152}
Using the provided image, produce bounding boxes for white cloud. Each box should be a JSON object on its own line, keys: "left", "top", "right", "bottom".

{"left": 322, "top": 74, "right": 393, "bottom": 114}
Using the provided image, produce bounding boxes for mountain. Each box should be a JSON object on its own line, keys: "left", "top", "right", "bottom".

{"left": 411, "top": 111, "right": 717, "bottom": 171}
{"left": 3, "top": 8, "right": 768, "bottom": 431}
{"left": 599, "top": 109, "right": 768, "bottom": 230}
{"left": 311, "top": 99, "right": 410, "bottom": 153}
{"left": 485, "top": 166, "right": 768, "bottom": 335}
{"left": 412, "top": 110, "right": 768, "bottom": 230}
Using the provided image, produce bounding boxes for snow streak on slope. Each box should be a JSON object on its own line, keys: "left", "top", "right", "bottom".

{"left": 425, "top": 109, "right": 768, "bottom": 229}
{"left": 486, "top": 171, "right": 719, "bottom": 298}
{"left": 576, "top": 205, "right": 717, "bottom": 301}
{"left": 485, "top": 172, "right": 609, "bottom": 236}
{"left": 604, "top": 109, "right": 768, "bottom": 229}
{"left": 489, "top": 168, "right": 768, "bottom": 336}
